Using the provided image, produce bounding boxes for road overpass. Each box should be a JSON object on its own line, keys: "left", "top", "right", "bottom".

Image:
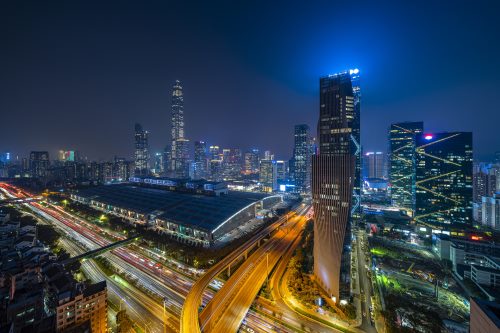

{"left": 180, "top": 204, "right": 309, "bottom": 333}
{"left": 199, "top": 214, "right": 307, "bottom": 332}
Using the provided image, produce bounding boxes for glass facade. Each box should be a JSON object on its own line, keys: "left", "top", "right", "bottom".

{"left": 134, "top": 123, "right": 149, "bottom": 176}
{"left": 388, "top": 121, "right": 424, "bottom": 214}
{"left": 415, "top": 132, "right": 473, "bottom": 226}
{"left": 292, "top": 124, "right": 311, "bottom": 193}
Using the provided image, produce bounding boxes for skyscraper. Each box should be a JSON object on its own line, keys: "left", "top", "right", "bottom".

{"left": 363, "top": 152, "right": 385, "bottom": 179}
{"left": 170, "top": 80, "right": 190, "bottom": 178}
{"left": 134, "top": 123, "right": 149, "bottom": 176}
{"left": 29, "top": 151, "right": 50, "bottom": 178}
{"left": 388, "top": 121, "right": 424, "bottom": 215}
{"left": 312, "top": 69, "right": 360, "bottom": 301}
{"left": 222, "top": 148, "right": 242, "bottom": 180}
{"left": 259, "top": 159, "right": 277, "bottom": 192}
{"left": 415, "top": 132, "right": 473, "bottom": 226}
{"left": 292, "top": 124, "right": 311, "bottom": 194}
{"left": 194, "top": 141, "right": 208, "bottom": 179}
{"left": 153, "top": 152, "right": 164, "bottom": 175}
{"left": 244, "top": 149, "right": 259, "bottom": 175}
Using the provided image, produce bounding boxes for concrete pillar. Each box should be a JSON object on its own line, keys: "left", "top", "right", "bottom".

{"left": 227, "top": 264, "right": 231, "bottom": 277}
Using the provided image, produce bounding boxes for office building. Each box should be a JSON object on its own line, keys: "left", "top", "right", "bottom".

{"left": 276, "top": 160, "right": 288, "bottom": 182}
{"left": 292, "top": 124, "right": 311, "bottom": 193}
{"left": 134, "top": 123, "right": 150, "bottom": 177}
{"left": 163, "top": 145, "right": 171, "bottom": 176}
{"left": 259, "top": 159, "right": 277, "bottom": 192}
{"left": 243, "top": 149, "right": 259, "bottom": 175}
{"left": 363, "top": 151, "right": 385, "bottom": 179}
{"left": 193, "top": 141, "right": 208, "bottom": 179}
{"left": 415, "top": 132, "right": 473, "bottom": 226}
{"left": 222, "top": 148, "right": 242, "bottom": 180}
{"left": 388, "top": 121, "right": 424, "bottom": 214}
{"left": 153, "top": 152, "right": 164, "bottom": 175}
{"left": 170, "top": 80, "right": 190, "bottom": 178}
{"left": 312, "top": 69, "right": 360, "bottom": 302}
{"left": 209, "top": 159, "right": 223, "bottom": 182}
{"left": 29, "top": 151, "right": 50, "bottom": 178}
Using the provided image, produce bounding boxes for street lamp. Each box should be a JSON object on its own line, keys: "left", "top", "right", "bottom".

{"left": 266, "top": 251, "right": 270, "bottom": 290}
{"left": 163, "top": 297, "right": 168, "bottom": 333}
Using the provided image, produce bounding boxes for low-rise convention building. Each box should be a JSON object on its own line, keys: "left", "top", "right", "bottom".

{"left": 70, "top": 184, "right": 282, "bottom": 246}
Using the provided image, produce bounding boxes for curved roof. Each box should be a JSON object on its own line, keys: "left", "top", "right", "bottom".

{"left": 73, "top": 184, "right": 276, "bottom": 232}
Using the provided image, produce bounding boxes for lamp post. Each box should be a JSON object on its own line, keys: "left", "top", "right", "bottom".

{"left": 266, "top": 251, "right": 270, "bottom": 289}
{"left": 163, "top": 298, "right": 168, "bottom": 333}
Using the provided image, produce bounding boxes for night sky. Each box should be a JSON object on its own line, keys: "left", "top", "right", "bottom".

{"left": 1, "top": 1, "right": 499, "bottom": 161}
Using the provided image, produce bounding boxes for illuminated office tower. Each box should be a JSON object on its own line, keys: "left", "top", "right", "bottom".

{"left": 222, "top": 148, "right": 242, "bottom": 179}
{"left": 153, "top": 152, "right": 164, "bottom": 175}
{"left": 170, "top": 80, "right": 190, "bottom": 178}
{"left": 292, "top": 124, "right": 311, "bottom": 193}
{"left": 193, "top": 141, "right": 208, "bottom": 179}
{"left": 276, "top": 160, "right": 288, "bottom": 182}
{"left": 363, "top": 152, "right": 384, "bottom": 179}
{"left": 134, "top": 123, "right": 150, "bottom": 176}
{"left": 415, "top": 132, "right": 473, "bottom": 226}
{"left": 388, "top": 121, "right": 424, "bottom": 215}
{"left": 244, "top": 149, "right": 259, "bottom": 175}
{"left": 259, "top": 159, "right": 277, "bottom": 192}
{"left": 312, "top": 69, "right": 360, "bottom": 302}
{"left": 209, "top": 145, "right": 220, "bottom": 161}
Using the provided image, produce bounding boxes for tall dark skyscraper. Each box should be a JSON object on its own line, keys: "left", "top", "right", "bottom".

{"left": 133, "top": 123, "right": 149, "bottom": 177}
{"left": 292, "top": 124, "right": 311, "bottom": 193}
{"left": 388, "top": 121, "right": 424, "bottom": 215}
{"left": 312, "top": 69, "right": 360, "bottom": 302}
{"left": 29, "top": 151, "right": 50, "bottom": 178}
{"left": 170, "top": 80, "right": 190, "bottom": 178}
{"left": 415, "top": 132, "right": 473, "bottom": 226}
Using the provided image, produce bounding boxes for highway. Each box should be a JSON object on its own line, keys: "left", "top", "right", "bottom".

{"left": 198, "top": 209, "right": 308, "bottom": 332}
{"left": 264, "top": 216, "right": 342, "bottom": 333}
{"left": 180, "top": 205, "right": 305, "bottom": 333}
{"left": 1, "top": 183, "right": 299, "bottom": 333}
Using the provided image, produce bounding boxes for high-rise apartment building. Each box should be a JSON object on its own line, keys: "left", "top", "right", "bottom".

{"left": 292, "top": 124, "right": 311, "bottom": 193}
{"left": 170, "top": 80, "right": 190, "bottom": 178}
{"left": 363, "top": 152, "right": 385, "bottom": 179}
{"left": 312, "top": 69, "right": 360, "bottom": 302}
{"left": 415, "top": 132, "right": 473, "bottom": 226}
{"left": 55, "top": 281, "right": 107, "bottom": 332}
{"left": 29, "top": 151, "right": 50, "bottom": 178}
{"left": 388, "top": 121, "right": 424, "bottom": 215}
{"left": 473, "top": 163, "right": 498, "bottom": 221}
{"left": 482, "top": 193, "right": 500, "bottom": 231}
{"left": 134, "top": 123, "right": 150, "bottom": 176}
{"left": 259, "top": 159, "right": 277, "bottom": 192}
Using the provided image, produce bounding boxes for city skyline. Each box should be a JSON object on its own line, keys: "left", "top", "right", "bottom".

{"left": 1, "top": 2, "right": 500, "bottom": 161}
